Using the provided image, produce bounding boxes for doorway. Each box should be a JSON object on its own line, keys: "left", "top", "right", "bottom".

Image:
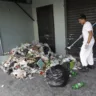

{"left": 36, "top": 4, "right": 55, "bottom": 52}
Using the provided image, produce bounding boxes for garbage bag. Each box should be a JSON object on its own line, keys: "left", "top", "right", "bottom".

{"left": 43, "top": 46, "right": 50, "bottom": 55}
{"left": 46, "top": 65, "right": 69, "bottom": 87}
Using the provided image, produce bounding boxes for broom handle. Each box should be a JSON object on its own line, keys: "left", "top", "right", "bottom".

{"left": 70, "top": 22, "right": 96, "bottom": 47}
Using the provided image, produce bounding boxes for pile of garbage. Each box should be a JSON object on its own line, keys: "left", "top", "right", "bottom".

{"left": 0, "top": 42, "right": 79, "bottom": 79}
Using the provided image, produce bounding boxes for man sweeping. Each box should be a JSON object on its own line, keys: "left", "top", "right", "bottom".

{"left": 79, "top": 14, "right": 95, "bottom": 72}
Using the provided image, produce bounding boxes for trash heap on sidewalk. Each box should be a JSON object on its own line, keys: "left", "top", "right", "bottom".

{"left": 0, "top": 42, "right": 79, "bottom": 79}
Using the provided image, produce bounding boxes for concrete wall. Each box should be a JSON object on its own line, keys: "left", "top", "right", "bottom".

{"left": 0, "top": 1, "right": 34, "bottom": 52}
{"left": 19, "top": 3, "right": 32, "bottom": 17}
{"left": 32, "top": 0, "right": 66, "bottom": 56}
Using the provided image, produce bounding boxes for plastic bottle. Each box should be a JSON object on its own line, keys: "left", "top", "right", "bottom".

{"left": 70, "top": 70, "right": 77, "bottom": 77}
{"left": 72, "top": 82, "right": 85, "bottom": 89}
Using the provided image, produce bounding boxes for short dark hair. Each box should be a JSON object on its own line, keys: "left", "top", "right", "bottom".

{"left": 79, "top": 14, "right": 86, "bottom": 20}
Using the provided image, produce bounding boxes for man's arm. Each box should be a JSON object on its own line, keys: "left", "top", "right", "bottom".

{"left": 87, "top": 31, "right": 93, "bottom": 44}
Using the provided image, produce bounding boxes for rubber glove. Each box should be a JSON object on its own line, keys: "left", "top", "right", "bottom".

{"left": 85, "top": 43, "right": 89, "bottom": 49}
{"left": 79, "top": 34, "right": 83, "bottom": 39}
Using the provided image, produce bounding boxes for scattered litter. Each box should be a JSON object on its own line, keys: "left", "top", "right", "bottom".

{"left": 39, "top": 71, "right": 45, "bottom": 75}
{"left": 70, "top": 61, "right": 75, "bottom": 69}
{"left": 0, "top": 42, "right": 79, "bottom": 81}
{"left": 73, "top": 61, "right": 82, "bottom": 70}
{"left": 11, "top": 69, "right": 27, "bottom": 79}
{"left": 70, "top": 70, "right": 77, "bottom": 77}
{"left": 0, "top": 42, "right": 59, "bottom": 79}
{"left": 1, "top": 85, "right": 4, "bottom": 88}
{"left": 72, "top": 82, "right": 85, "bottom": 89}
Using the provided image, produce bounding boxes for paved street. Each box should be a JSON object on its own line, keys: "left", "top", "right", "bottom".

{"left": 0, "top": 67, "right": 96, "bottom": 96}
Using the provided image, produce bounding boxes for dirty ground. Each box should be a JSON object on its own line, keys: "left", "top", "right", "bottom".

{"left": 0, "top": 65, "right": 96, "bottom": 96}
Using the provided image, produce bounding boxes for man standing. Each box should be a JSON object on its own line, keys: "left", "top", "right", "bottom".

{"left": 79, "top": 14, "right": 95, "bottom": 72}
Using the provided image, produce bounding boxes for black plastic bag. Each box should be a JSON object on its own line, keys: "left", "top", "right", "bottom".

{"left": 43, "top": 46, "right": 50, "bottom": 55}
{"left": 46, "top": 65, "right": 69, "bottom": 87}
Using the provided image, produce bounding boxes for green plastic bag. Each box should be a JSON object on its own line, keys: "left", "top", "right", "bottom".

{"left": 70, "top": 61, "right": 75, "bottom": 69}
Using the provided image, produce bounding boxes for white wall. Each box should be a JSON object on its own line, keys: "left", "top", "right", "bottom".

{"left": 0, "top": 1, "right": 34, "bottom": 52}
{"left": 32, "top": 0, "right": 66, "bottom": 56}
